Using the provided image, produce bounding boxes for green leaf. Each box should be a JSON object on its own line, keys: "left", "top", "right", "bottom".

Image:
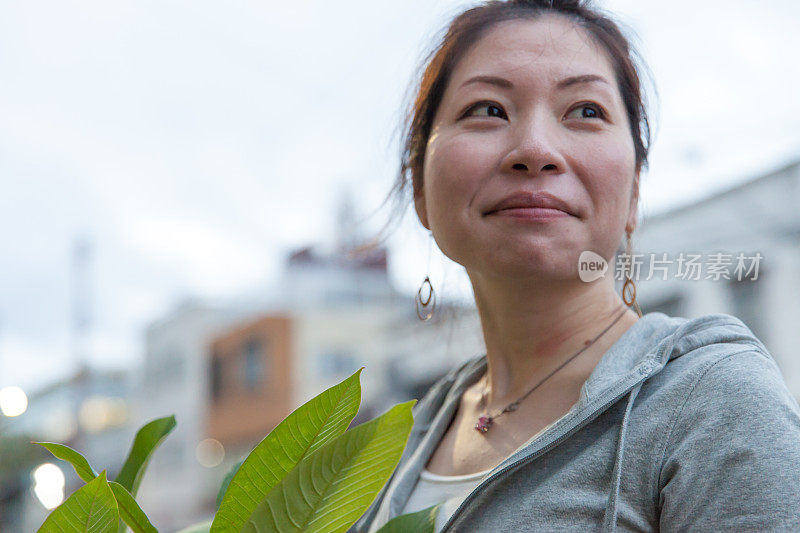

{"left": 35, "top": 443, "right": 157, "bottom": 533}
{"left": 212, "top": 369, "right": 363, "bottom": 532}
{"left": 245, "top": 400, "right": 416, "bottom": 533}
{"left": 109, "top": 482, "right": 158, "bottom": 533}
{"left": 375, "top": 504, "right": 440, "bottom": 533}
{"left": 175, "top": 520, "right": 212, "bottom": 533}
{"left": 216, "top": 459, "right": 243, "bottom": 510}
{"left": 34, "top": 442, "right": 99, "bottom": 483}
{"left": 38, "top": 470, "right": 119, "bottom": 533}
{"left": 115, "top": 415, "right": 176, "bottom": 497}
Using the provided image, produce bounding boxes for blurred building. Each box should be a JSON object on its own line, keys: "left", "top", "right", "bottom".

{"left": 132, "top": 195, "right": 486, "bottom": 529}
{"left": 197, "top": 245, "right": 483, "bottom": 524}
{"left": 635, "top": 158, "right": 800, "bottom": 398}
{"left": 133, "top": 299, "right": 249, "bottom": 530}
{"left": 0, "top": 367, "right": 134, "bottom": 532}
{"left": 203, "top": 312, "right": 295, "bottom": 511}
{"left": 207, "top": 315, "right": 293, "bottom": 453}
{"left": 384, "top": 304, "right": 484, "bottom": 404}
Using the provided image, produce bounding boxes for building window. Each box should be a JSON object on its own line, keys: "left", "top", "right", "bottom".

{"left": 210, "top": 355, "right": 223, "bottom": 400}
{"left": 242, "top": 338, "right": 264, "bottom": 391}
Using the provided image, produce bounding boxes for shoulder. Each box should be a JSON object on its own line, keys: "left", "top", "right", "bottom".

{"left": 658, "top": 309, "right": 798, "bottom": 437}
{"left": 659, "top": 345, "right": 800, "bottom": 475}
{"left": 652, "top": 311, "right": 777, "bottom": 388}
{"left": 673, "top": 347, "right": 797, "bottom": 421}
{"left": 665, "top": 312, "right": 770, "bottom": 358}
{"left": 649, "top": 312, "right": 800, "bottom": 470}
{"left": 656, "top": 348, "right": 800, "bottom": 528}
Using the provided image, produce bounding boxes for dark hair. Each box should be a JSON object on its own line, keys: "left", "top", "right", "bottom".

{"left": 352, "top": 0, "right": 654, "bottom": 256}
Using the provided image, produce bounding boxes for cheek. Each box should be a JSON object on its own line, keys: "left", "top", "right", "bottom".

{"left": 424, "top": 133, "right": 497, "bottom": 221}
{"left": 573, "top": 137, "right": 636, "bottom": 217}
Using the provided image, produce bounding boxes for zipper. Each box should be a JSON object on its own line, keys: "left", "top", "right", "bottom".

{"left": 438, "top": 355, "right": 661, "bottom": 532}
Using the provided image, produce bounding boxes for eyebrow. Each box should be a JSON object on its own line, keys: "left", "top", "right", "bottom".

{"left": 458, "top": 73, "right": 611, "bottom": 91}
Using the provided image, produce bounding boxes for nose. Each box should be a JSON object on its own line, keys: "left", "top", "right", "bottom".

{"left": 500, "top": 113, "right": 566, "bottom": 176}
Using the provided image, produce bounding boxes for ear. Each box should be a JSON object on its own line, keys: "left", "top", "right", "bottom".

{"left": 414, "top": 187, "right": 430, "bottom": 231}
{"left": 625, "top": 171, "right": 640, "bottom": 233}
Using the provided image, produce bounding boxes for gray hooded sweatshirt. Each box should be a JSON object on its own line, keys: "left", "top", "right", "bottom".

{"left": 350, "top": 312, "right": 800, "bottom": 532}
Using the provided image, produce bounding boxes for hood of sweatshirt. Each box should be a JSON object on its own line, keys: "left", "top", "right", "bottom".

{"left": 352, "top": 311, "right": 772, "bottom": 533}
{"left": 577, "top": 310, "right": 770, "bottom": 531}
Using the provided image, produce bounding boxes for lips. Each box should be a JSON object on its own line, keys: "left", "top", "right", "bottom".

{"left": 485, "top": 191, "right": 576, "bottom": 217}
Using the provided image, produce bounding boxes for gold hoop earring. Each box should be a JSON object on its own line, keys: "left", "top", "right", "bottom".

{"left": 622, "top": 230, "right": 643, "bottom": 318}
{"left": 415, "top": 275, "right": 436, "bottom": 321}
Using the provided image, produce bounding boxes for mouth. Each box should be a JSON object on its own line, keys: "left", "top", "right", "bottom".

{"left": 487, "top": 206, "right": 570, "bottom": 221}
{"left": 484, "top": 191, "right": 576, "bottom": 218}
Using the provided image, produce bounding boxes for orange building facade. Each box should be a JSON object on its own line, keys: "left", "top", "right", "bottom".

{"left": 206, "top": 314, "right": 293, "bottom": 448}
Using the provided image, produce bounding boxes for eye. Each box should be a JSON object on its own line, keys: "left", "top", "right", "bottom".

{"left": 565, "top": 102, "right": 607, "bottom": 121}
{"left": 461, "top": 101, "right": 508, "bottom": 120}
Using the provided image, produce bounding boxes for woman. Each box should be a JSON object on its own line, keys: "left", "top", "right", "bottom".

{"left": 352, "top": 1, "right": 800, "bottom": 531}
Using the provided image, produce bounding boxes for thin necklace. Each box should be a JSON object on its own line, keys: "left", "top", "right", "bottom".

{"left": 474, "top": 304, "right": 631, "bottom": 434}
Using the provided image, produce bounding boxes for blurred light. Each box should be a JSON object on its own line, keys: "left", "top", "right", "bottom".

{"left": 32, "top": 463, "right": 65, "bottom": 510}
{"left": 78, "top": 396, "right": 129, "bottom": 433}
{"left": 0, "top": 386, "right": 28, "bottom": 417}
{"left": 195, "top": 438, "right": 225, "bottom": 468}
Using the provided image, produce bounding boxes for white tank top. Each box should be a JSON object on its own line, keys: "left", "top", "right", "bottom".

{"left": 401, "top": 407, "right": 575, "bottom": 531}
{"left": 402, "top": 467, "right": 492, "bottom": 531}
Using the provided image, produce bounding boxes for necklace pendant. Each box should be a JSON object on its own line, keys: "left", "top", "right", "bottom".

{"left": 475, "top": 415, "right": 493, "bottom": 433}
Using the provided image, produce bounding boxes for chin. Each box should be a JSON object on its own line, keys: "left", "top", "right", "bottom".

{"left": 495, "top": 261, "right": 577, "bottom": 283}
{"left": 470, "top": 246, "right": 580, "bottom": 283}
{"left": 439, "top": 229, "right": 585, "bottom": 280}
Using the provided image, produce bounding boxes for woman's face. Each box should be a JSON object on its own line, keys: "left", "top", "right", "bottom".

{"left": 415, "top": 15, "right": 639, "bottom": 281}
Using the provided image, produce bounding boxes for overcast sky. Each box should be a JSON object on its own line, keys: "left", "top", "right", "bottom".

{"left": 2, "top": 0, "right": 799, "bottom": 393}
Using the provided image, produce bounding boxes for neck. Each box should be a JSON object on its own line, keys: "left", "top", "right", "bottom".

{"left": 468, "top": 270, "right": 639, "bottom": 405}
